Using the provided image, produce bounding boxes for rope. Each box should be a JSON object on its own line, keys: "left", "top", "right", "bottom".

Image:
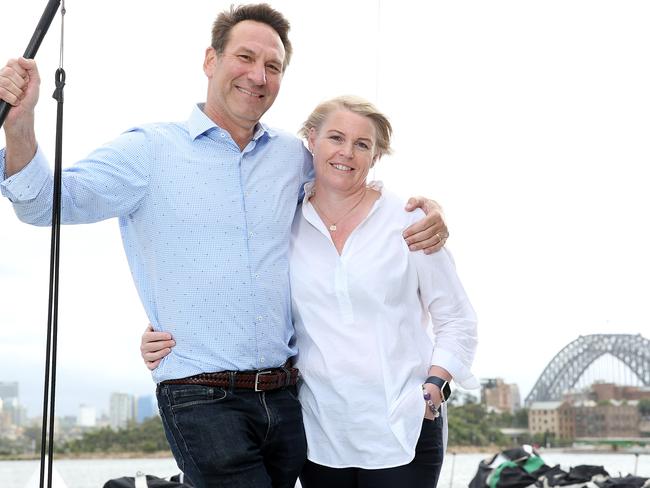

{"left": 39, "top": 3, "right": 66, "bottom": 487}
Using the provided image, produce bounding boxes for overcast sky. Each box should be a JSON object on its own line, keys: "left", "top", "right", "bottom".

{"left": 1, "top": 0, "right": 649, "bottom": 418}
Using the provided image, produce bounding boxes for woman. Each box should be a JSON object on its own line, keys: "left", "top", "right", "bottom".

{"left": 142, "top": 96, "right": 478, "bottom": 487}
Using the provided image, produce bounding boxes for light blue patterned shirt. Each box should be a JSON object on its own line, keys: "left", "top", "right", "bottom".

{"left": 1, "top": 104, "right": 313, "bottom": 382}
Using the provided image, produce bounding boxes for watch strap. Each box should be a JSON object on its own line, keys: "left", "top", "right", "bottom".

{"left": 424, "top": 375, "right": 451, "bottom": 402}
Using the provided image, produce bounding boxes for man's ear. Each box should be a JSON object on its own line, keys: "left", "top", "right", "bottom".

{"left": 203, "top": 47, "right": 217, "bottom": 77}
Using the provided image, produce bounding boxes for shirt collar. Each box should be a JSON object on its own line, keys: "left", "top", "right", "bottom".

{"left": 188, "top": 103, "right": 277, "bottom": 142}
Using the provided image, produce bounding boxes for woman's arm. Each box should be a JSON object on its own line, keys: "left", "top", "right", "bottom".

{"left": 414, "top": 247, "right": 479, "bottom": 420}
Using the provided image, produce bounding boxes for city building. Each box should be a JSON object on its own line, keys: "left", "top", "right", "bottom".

{"left": 528, "top": 401, "right": 575, "bottom": 440}
{"left": 0, "top": 382, "right": 18, "bottom": 402}
{"left": 574, "top": 399, "right": 640, "bottom": 438}
{"left": 109, "top": 393, "right": 135, "bottom": 430}
{"left": 481, "top": 378, "right": 521, "bottom": 414}
{"left": 591, "top": 383, "right": 650, "bottom": 402}
{"left": 77, "top": 404, "right": 97, "bottom": 428}
{"left": 0, "top": 381, "right": 25, "bottom": 427}
{"left": 136, "top": 395, "right": 158, "bottom": 423}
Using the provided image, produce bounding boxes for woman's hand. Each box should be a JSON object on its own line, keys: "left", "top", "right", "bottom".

{"left": 140, "top": 324, "right": 175, "bottom": 370}
{"left": 403, "top": 197, "right": 449, "bottom": 254}
{"left": 422, "top": 383, "right": 444, "bottom": 420}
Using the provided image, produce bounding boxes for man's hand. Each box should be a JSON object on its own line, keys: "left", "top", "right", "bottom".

{"left": 0, "top": 57, "right": 40, "bottom": 177}
{"left": 403, "top": 197, "right": 449, "bottom": 254}
{"left": 140, "top": 324, "right": 175, "bottom": 371}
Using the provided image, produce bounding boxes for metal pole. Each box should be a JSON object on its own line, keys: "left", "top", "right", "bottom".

{"left": 448, "top": 451, "right": 456, "bottom": 488}
{"left": 0, "top": 0, "right": 61, "bottom": 128}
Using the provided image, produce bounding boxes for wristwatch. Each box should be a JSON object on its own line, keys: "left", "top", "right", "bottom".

{"left": 424, "top": 376, "right": 452, "bottom": 402}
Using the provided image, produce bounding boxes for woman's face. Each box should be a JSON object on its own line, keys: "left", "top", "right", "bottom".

{"left": 308, "top": 109, "right": 378, "bottom": 195}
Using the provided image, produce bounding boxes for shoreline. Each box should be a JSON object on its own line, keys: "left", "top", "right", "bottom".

{"left": 4, "top": 446, "right": 649, "bottom": 462}
{"left": 0, "top": 451, "right": 175, "bottom": 461}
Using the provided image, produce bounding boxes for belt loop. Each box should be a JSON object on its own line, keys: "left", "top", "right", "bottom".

{"left": 228, "top": 371, "right": 236, "bottom": 392}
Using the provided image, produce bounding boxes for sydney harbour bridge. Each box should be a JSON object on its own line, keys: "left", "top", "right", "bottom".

{"left": 524, "top": 334, "right": 650, "bottom": 406}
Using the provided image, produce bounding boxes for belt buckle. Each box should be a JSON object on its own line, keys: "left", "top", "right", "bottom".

{"left": 254, "top": 370, "right": 272, "bottom": 392}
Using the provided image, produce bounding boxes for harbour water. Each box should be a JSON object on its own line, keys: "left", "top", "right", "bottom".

{"left": 1, "top": 452, "right": 648, "bottom": 488}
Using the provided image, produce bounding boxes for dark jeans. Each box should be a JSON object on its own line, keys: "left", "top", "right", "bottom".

{"left": 299, "top": 416, "right": 444, "bottom": 488}
{"left": 156, "top": 383, "right": 307, "bottom": 488}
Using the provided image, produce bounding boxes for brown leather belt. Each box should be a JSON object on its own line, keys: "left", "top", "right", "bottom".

{"left": 160, "top": 365, "right": 300, "bottom": 392}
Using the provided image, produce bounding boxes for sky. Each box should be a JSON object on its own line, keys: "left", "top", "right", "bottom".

{"left": 1, "top": 0, "right": 649, "bottom": 418}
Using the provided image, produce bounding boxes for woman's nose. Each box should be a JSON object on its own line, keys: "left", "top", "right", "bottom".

{"left": 339, "top": 143, "right": 354, "bottom": 158}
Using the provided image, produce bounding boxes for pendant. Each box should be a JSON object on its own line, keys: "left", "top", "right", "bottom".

{"left": 329, "top": 224, "right": 337, "bottom": 232}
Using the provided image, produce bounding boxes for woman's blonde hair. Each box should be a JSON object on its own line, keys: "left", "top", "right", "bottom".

{"left": 299, "top": 95, "right": 393, "bottom": 160}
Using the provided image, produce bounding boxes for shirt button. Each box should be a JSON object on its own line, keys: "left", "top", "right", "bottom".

{"left": 249, "top": 232, "right": 254, "bottom": 238}
{"left": 260, "top": 357, "right": 265, "bottom": 364}
{"left": 220, "top": 132, "right": 226, "bottom": 138}
{"left": 256, "top": 315, "right": 263, "bottom": 322}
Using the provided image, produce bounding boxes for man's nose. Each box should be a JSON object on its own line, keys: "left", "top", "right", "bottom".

{"left": 248, "top": 62, "right": 267, "bottom": 85}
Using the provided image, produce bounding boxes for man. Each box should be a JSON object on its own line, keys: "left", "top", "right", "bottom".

{"left": 0, "top": 4, "right": 447, "bottom": 487}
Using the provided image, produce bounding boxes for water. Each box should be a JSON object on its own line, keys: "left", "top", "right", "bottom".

{"left": 1, "top": 452, "right": 648, "bottom": 488}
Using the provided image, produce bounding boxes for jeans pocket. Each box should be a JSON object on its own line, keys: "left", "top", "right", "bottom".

{"left": 285, "top": 384, "right": 300, "bottom": 402}
{"left": 170, "top": 385, "right": 228, "bottom": 411}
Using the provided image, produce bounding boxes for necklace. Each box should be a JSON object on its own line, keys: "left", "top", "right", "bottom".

{"left": 310, "top": 189, "right": 367, "bottom": 232}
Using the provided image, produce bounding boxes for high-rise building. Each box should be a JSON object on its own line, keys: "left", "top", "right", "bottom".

{"left": 0, "top": 381, "right": 23, "bottom": 426}
{"left": 0, "top": 382, "right": 19, "bottom": 402}
{"left": 136, "top": 395, "right": 158, "bottom": 423}
{"left": 77, "top": 404, "right": 97, "bottom": 428}
{"left": 109, "top": 393, "right": 135, "bottom": 430}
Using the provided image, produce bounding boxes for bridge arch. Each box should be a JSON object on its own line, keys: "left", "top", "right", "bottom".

{"left": 524, "top": 333, "right": 650, "bottom": 406}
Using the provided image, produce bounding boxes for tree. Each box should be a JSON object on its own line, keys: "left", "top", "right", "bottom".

{"left": 58, "top": 417, "right": 170, "bottom": 454}
{"left": 639, "top": 398, "right": 650, "bottom": 417}
{"left": 447, "top": 402, "right": 507, "bottom": 446}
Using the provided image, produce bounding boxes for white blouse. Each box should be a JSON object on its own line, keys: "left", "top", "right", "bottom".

{"left": 289, "top": 182, "right": 478, "bottom": 469}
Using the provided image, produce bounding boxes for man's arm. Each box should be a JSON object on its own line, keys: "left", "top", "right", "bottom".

{"left": 403, "top": 197, "right": 449, "bottom": 254}
{"left": 0, "top": 58, "right": 40, "bottom": 177}
{"left": 1, "top": 56, "right": 150, "bottom": 226}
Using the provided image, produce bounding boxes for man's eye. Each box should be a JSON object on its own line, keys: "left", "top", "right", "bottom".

{"left": 266, "top": 64, "right": 281, "bottom": 73}
{"left": 238, "top": 55, "right": 252, "bottom": 61}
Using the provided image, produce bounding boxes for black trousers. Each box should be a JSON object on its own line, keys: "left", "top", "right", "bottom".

{"left": 299, "top": 416, "right": 444, "bottom": 488}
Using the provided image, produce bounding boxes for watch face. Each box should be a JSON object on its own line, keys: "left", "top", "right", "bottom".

{"left": 442, "top": 382, "right": 452, "bottom": 401}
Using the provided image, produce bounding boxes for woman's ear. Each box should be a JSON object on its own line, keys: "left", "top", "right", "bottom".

{"left": 307, "top": 127, "right": 317, "bottom": 153}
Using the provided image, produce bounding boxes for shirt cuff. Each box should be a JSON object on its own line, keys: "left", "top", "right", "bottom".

{"left": 0, "top": 145, "right": 51, "bottom": 202}
{"left": 431, "top": 347, "right": 480, "bottom": 390}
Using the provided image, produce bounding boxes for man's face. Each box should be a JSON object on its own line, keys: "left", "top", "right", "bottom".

{"left": 203, "top": 20, "right": 285, "bottom": 133}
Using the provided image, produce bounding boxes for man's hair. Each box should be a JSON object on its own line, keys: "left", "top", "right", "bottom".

{"left": 211, "top": 3, "right": 293, "bottom": 70}
{"left": 299, "top": 95, "right": 393, "bottom": 160}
